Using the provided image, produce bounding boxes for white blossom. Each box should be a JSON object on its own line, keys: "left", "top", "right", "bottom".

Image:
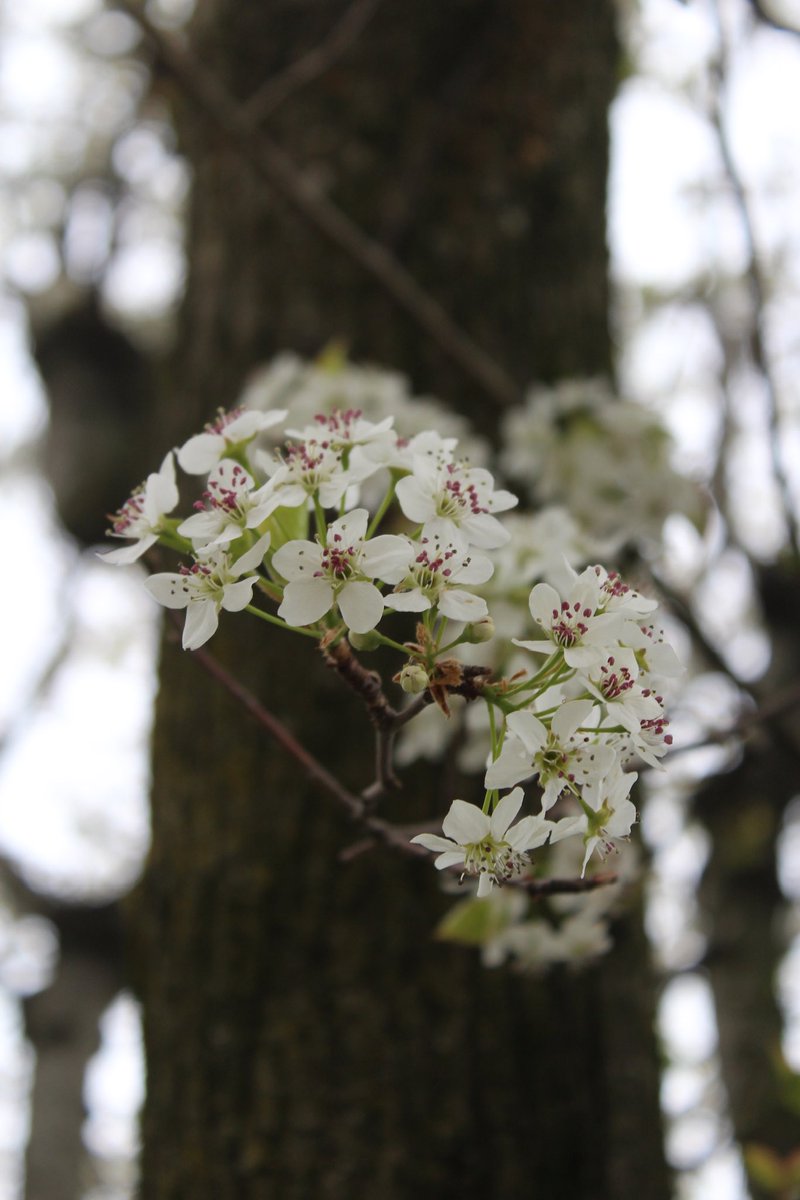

{"left": 178, "top": 406, "right": 287, "bottom": 475}
{"left": 485, "top": 700, "right": 616, "bottom": 810}
{"left": 514, "top": 566, "right": 626, "bottom": 669}
{"left": 382, "top": 535, "right": 493, "bottom": 622}
{"left": 395, "top": 449, "right": 517, "bottom": 549}
{"left": 273, "top": 508, "right": 411, "bottom": 634}
{"left": 550, "top": 764, "right": 638, "bottom": 876}
{"left": 145, "top": 533, "right": 271, "bottom": 650}
{"left": 177, "top": 461, "right": 273, "bottom": 547}
{"left": 102, "top": 452, "right": 179, "bottom": 564}
{"left": 411, "top": 788, "right": 552, "bottom": 896}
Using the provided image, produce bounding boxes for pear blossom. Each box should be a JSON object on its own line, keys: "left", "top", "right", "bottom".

{"left": 145, "top": 533, "right": 271, "bottom": 650}
{"left": 286, "top": 407, "right": 396, "bottom": 459}
{"left": 514, "top": 566, "right": 626, "bottom": 669}
{"left": 395, "top": 450, "right": 517, "bottom": 549}
{"left": 178, "top": 406, "right": 287, "bottom": 475}
{"left": 382, "top": 535, "right": 493, "bottom": 622}
{"left": 178, "top": 461, "right": 273, "bottom": 547}
{"left": 550, "top": 764, "right": 638, "bottom": 876}
{"left": 585, "top": 656, "right": 671, "bottom": 766}
{"left": 411, "top": 788, "right": 552, "bottom": 896}
{"left": 102, "top": 452, "right": 180, "bottom": 564}
{"left": 273, "top": 508, "right": 412, "bottom": 634}
{"left": 485, "top": 700, "right": 616, "bottom": 811}
{"left": 254, "top": 438, "right": 374, "bottom": 517}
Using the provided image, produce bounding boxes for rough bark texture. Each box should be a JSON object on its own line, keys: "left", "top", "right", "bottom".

{"left": 697, "top": 561, "right": 800, "bottom": 1181}
{"left": 129, "top": 3, "right": 671, "bottom": 1197}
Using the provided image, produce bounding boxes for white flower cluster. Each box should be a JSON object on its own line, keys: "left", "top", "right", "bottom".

{"left": 501, "top": 377, "right": 704, "bottom": 548}
{"left": 102, "top": 353, "right": 682, "bottom": 969}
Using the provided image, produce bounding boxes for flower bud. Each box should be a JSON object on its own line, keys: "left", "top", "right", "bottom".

{"left": 462, "top": 615, "right": 495, "bottom": 644}
{"left": 348, "top": 629, "right": 381, "bottom": 652}
{"left": 396, "top": 663, "right": 429, "bottom": 694}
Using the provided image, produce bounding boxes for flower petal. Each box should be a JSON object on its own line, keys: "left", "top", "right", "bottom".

{"left": 182, "top": 599, "right": 220, "bottom": 649}
{"left": 442, "top": 799, "right": 489, "bottom": 844}
{"left": 338, "top": 580, "right": 385, "bottom": 634}
{"left": 489, "top": 788, "right": 524, "bottom": 839}
{"left": 278, "top": 579, "right": 333, "bottom": 626}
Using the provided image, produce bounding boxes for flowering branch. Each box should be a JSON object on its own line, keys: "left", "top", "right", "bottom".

{"left": 106, "top": 352, "right": 683, "bottom": 968}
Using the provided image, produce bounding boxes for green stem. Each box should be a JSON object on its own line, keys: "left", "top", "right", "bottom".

{"left": 245, "top": 604, "right": 321, "bottom": 639}
{"left": 373, "top": 630, "right": 413, "bottom": 655}
{"left": 313, "top": 497, "right": 328, "bottom": 546}
{"left": 366, "top": 480, "right": 397, "bottom": 538}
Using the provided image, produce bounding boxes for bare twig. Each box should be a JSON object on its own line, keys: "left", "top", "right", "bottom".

{"left": 243, "top": 0, "right": 384, "bottom": 123}
{"left": 114, "top": 0, "right": 521, "bottom": 409}
{"left": 518, "top": 872, "right": 618, "bottom": 898}
{"left": 709, "top": 2, "right": 800, "bottom": 558}
{"left": 177, "top": 630, "right": 618, "bottom": 898}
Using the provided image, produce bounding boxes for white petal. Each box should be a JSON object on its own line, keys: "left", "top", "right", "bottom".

{"left": 144, "top": 452, "right": 179, "bottom": 522}
{"left": 360, "top": 534, "right": 413, "bottom": 580}
{"left": 484, "top": 742, "right": 532, "bottom": 790}
{"left": 529, "top": 582, "right": 560, "bottom": 627}
{"left": 177, "top": 432, "right": 222, "bottom": 474}
{"left": 505, "top": 710, "right": 547, "bottom": 754}
{"left": 460, "top": 513, "right": 510, "bottom": 548}
{"left": 101, "top": 533, "right": 156, "bottom": 564}
{"left": 410, "top": 833, "right": 458, "bottom": 855}
{"left": 183, "top": 599, "right": 220, "bottom": 649}
{"left": 508, "top": 814, "right": 551, "bottom": 852}
{"left": 512, "top": 637, "right": 553, "bottom": 656}
{"left": 145, "top": 572, "right": 192, "bottom": 610}
{"left": 454, "top": 552, "right": 494, "bottom": 585}
{"left": 337, "top": 580, "right": 384, "bottom": 634}
{"left": 232, "top": 532, "right": 272, "bottom": 574}
{"left": 552, "top": 698, "right": 595, "bottom": 740}
{"left": 329, "top": 508, "right": 369, "bottom": 543}
{"left": 439, "top": 589, "right": 487, "bottom": 622}
{"left": 395, "top": 475, "right": 433, "bottom": 523}
{"left": 383, "top": 589, "right": 430, "bottom": 612}
{"left": 442, "top": 800, "right": 489, "bottom": 845}
{"left": 272, "top": 539, "right": 322, "bottom": 582}
{"left": 221, "top": 577, "right": 257, "bottom": 612}
{"left": 278, "top": 579, "right": 333, "bottom": 626}
{"left": 489, "top": 788, "right": 524, "bottom": 839}
{"left": 178, "top": 511, "right": 223, "bottom": 541}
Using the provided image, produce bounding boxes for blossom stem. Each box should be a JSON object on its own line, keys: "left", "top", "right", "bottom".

{"left": 373, "top": 631, "right": 415, "bottom": 655}
{"left": 366, "top": 479, "right": 397, "bottom": 539}
{"left": 313, "top": 497, "right": 328, "bottom": 546}
{"left": 245, "top": 603, "right": 321, "bottom": 639}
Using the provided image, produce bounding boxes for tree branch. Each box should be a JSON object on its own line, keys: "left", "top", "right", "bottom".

{"left": 709, "top": 1, "right": 800, "bottom": 558}
{"left": 243, "top": 0, "right": 385, "bottom": 123}
{"left": 114, "top": 0, "right": 521, "bottom": 409}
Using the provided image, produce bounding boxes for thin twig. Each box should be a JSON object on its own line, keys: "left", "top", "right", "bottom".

{"left": 114, "top": 0, "right": 521, "bottom": 409}
{"left": 708, "top": 2, "right": 800, "bottom": 558}
{"left": 177, "top": 629, "right": 616, "bottom": 896}
{"left": 243, "top": 0, "right": 384, "bottom": 123}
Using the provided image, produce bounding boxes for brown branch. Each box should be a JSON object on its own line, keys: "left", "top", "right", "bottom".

{"left": 321, "top": 638, "right": 400, "bottom": 730}
{"left": 243, "top": 0, "right": 384, "bottom": 123}
{"left": 113, "top": 0, "right": 521, "bottom": 410}
{"left": 655, "top": 676, "right": 800, "bottom": 764}
{"left": 517, "top": 872, "right": 618, "bottom": 898}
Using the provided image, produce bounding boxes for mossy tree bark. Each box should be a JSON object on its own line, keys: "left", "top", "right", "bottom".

{"left": 128, "top": 3, "right": 671, "bottom": 1197}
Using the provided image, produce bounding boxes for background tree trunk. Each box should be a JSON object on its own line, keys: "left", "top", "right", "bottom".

{"left": 128, "top": 3, "right": 671, "bottom": 1196}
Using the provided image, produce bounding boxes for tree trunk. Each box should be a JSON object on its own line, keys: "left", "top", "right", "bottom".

{"left": 128, "top": 3, "right": 671, "bottom": 1196}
